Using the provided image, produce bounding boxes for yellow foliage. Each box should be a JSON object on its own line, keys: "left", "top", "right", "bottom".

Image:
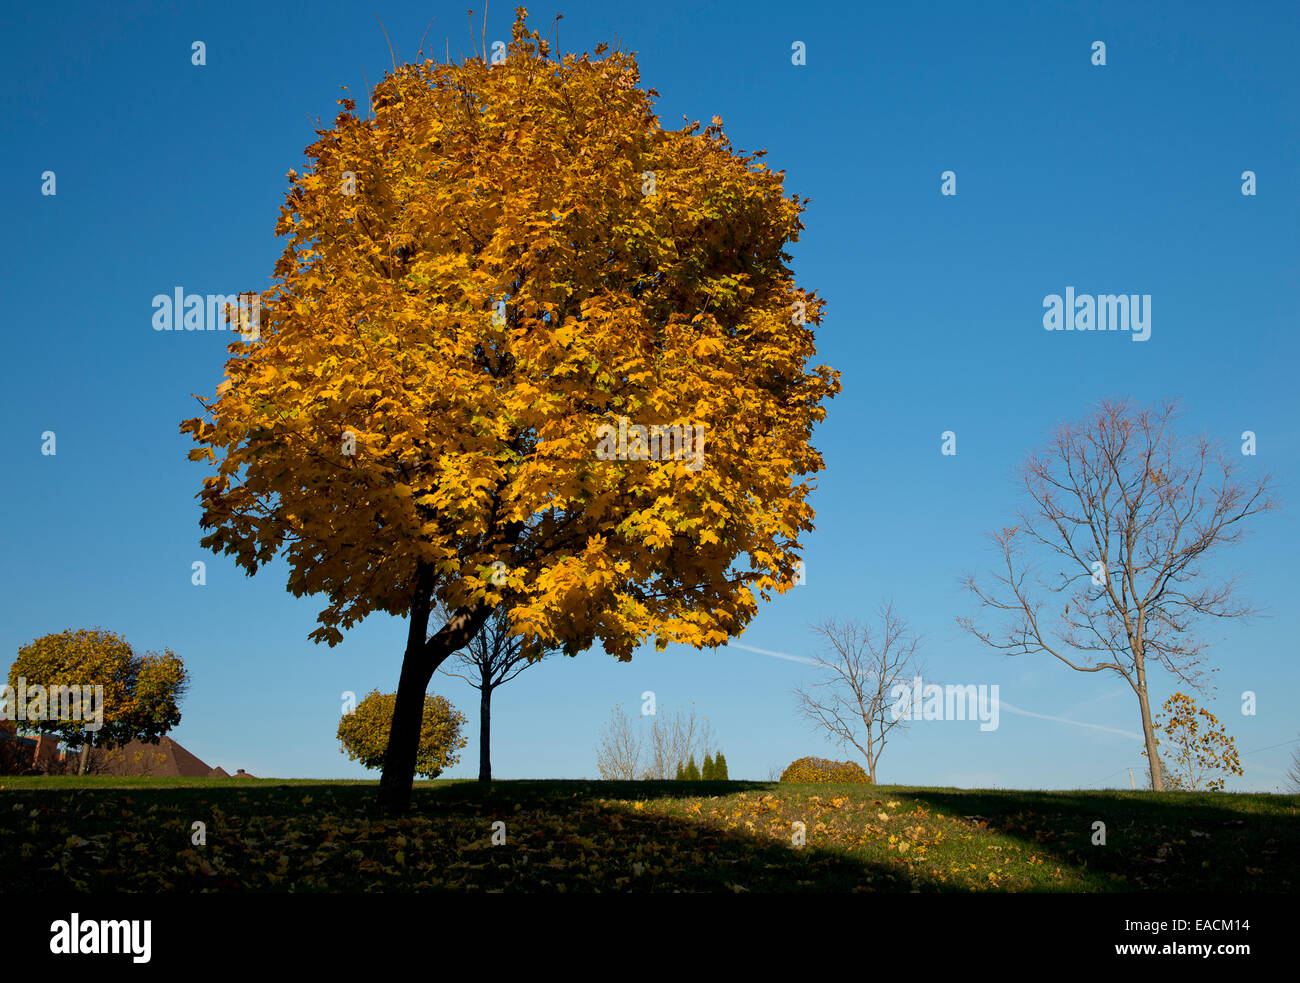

{"left": 779, "top": 756, "right": 870, "bottom": 784}
{"left": 179, "top": 9, "right": 839, "bottom": 661}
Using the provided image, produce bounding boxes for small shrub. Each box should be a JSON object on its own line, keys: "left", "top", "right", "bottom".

{"left": 779, "top": 756, "right": 870, "bottom": 784}
{"left": 337, "top": 689, "right": 467, "bottom": 778}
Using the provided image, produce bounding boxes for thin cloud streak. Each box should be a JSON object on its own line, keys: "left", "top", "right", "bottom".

{"left": 728, "top": 642, "right": 820, "bottom": 666}
{"left": 995, "top": 700, "right": 1142, "bottom": 740}
{"left": 729, "top": 641, "right": 1142, "bottom": 739}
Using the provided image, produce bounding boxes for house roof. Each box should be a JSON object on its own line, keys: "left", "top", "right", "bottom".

{"left": 89, "top": 737, "right": 217, "bottom": 778}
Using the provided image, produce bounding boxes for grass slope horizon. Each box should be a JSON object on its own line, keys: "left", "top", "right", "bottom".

{"left": 3, "top": 779, "right": 1294, "bottom": 892}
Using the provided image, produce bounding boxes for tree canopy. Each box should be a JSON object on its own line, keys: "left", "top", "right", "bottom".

{"left": 6, "top": 628, "right": 188, "bottom": 773}
{"left": 180, "top": 9, "right": 838, "bottom": 809}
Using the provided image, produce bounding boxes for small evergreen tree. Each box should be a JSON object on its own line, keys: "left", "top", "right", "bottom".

{"left": 675, "top": 760, "right": 685, "bottom": 781}
{"left": 685, "top": 755, "right": 701, "bottom": 781}
{"left": 702, "top": 752, "right": 715, "bottom": 780}
{"left": 715, "top": 752, "right": 729, "bottom": 780}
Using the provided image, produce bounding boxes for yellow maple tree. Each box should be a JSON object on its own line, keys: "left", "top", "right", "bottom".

{"left": 181, "top": 8, "right": 839, "bottom": 811}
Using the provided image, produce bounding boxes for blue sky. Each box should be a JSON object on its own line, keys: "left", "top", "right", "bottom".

{"left": 3, "top": 0, "right": 1296, "bottom": 789}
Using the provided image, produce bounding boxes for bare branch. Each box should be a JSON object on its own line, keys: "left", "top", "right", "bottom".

{"left": 794, "top": 602, "right": 922, "bottom": 783}
{"left": 958, "top": 398, "right": 1277, "bottom": 790}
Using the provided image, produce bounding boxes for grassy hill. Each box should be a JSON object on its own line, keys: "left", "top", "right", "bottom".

{"left": 1, "top": 778, "right": 1294, "bottom": 892}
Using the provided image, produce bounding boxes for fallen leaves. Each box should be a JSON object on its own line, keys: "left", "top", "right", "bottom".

{"left": 1, "top": 782, "right": 1292, "bottom": 894}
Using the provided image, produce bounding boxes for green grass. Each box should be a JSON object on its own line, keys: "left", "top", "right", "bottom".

{"left": 1, "top": 778, "right": 1294, "bottom": 892}
{"left": 0, "top": 776, "right": 402, "bottom": 788}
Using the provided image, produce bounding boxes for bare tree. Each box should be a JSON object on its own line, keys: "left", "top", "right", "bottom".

{"left": 643, "top": 704, "right": 715, "bottom": 780}
{"left": 595, "top": 702, "right": 716, "bottom": 780}
{"left": 959, "top": 398, "right": 1275, "bottom": 791}
{"left": 436, "top": 604, "right": 556, "bottom": 782}
{"left": 595, "top": 703, "right": 643, "bottom": 780}
{"left": 794, "top": 602, "right": 922, "bottom": 783}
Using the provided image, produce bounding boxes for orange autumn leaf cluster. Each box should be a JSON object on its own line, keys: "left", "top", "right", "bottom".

{"left": 180, "top": 8, "right": 839, "bottom": 659}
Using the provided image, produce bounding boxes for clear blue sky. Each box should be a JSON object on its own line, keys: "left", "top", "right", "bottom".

{"left": 3, "top": 0, "right": 1296, "bottom": 789}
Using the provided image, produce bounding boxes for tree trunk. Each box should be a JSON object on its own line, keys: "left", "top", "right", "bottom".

{"left": 377, "top": 563, "right": 494, "bottom": 814}
{"left": 378, "top": 563, "right": 437, "bottom": 815}
{"left": 478, "top": 680, "right": 492, "bottom": 783}
{"left": 1135, "top": 659, "right": 1164, "bottom": 791}
{"left": 78, "top": 741, "right": 90, "bottom": 776}
{"left": 378, "top": 635, "right": 437, "bottom": 813}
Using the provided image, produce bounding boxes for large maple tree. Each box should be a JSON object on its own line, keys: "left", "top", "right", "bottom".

{"left": 182, "top": 9, "right": 839, "bottom": 812}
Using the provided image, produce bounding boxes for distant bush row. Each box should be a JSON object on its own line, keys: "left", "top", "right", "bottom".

{"left": 675, "top": 752, "right": 728, "bottom": 780}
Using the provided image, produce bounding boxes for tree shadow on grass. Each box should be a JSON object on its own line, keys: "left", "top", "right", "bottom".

{"left": 0, "top": 780, "right": 921, "bottom": 892}
{"left": 404, "top": 778, "right": 933, "bottom": 892}
{"left": 422, "top": 780, "right": 1298, "bottom": 893}
{"left": 895, "top": 787, "right": 1299, "bottom": 893}
{"left": 3, "top": 780, "right": 1293, "bottom": 892}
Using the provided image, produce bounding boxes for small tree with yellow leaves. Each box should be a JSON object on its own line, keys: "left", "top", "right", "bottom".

{"left": 1142, "top": 692, "right": 1242, "bottom": 791}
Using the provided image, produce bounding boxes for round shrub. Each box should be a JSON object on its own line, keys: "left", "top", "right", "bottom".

{"left": 337, "top": 689, "right": 467, "bottom": 778}
{"left": 779, "top": 756, "right": 870, "bottom": 784}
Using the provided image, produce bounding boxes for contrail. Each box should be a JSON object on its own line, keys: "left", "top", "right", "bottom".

{"left": 728, "top": 642, "right": 820, "bottom": 666}
{"left": 728, "top": 641, "right": 1142, "bottom": 739}
{"left": 994, "top": 699, "right": 1141, "bottom": 739}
